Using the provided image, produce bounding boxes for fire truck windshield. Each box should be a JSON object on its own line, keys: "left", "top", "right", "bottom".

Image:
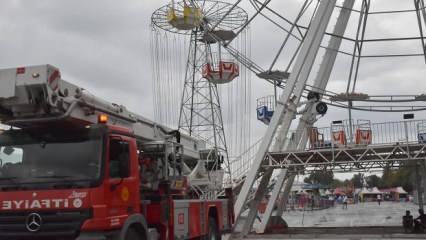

{"left": 0, "top": 126, "right": 104, "bottom": 189}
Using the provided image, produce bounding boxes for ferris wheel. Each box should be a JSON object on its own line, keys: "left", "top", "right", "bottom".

{"left": 207, "top": 1, "right": 426, "bottom": 236}
{"left": 151, "top": 0, "right": 426, "bottom": 235}
{"left": 249, "top": 0, "right": 426, "bottom": 114}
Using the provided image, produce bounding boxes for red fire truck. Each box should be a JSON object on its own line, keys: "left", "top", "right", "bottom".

{"left": 0, "top": 65, "right": 233, "bottom": 240}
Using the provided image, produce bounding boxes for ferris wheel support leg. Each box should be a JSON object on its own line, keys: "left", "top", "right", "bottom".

{"left": 275, "top": 0, "right": 355, "bottom": 154}
{"left": 415, "top": 163, "right": 425, "bottom": 211}
{"left": 239, "top": 168, "right": 274, "bottom": 237}
{"left": 231, "top": 0, "right": 336, "bottom": 237}
{"left": 422, "top": 160, "right": 426, "bottom": 208}
{"left": 256, "top": 0, "right": 356, "bottom": 233}
{"left": 294, "top": 0, "right": 356, "bottom": 149}
{"left": 268, "top": 1, "right": 336, "bottom": 156}
{"left": 256, "top": 169, "right": 288, "bottom": 233}
{"left": 257, "top": 174, "right": 296, "bottom": 233}
{"left": 275, "top": 174, "right": 296, "bottom": 216}
{"left": 414, "top": 0, "right": 426, "bottom": 63}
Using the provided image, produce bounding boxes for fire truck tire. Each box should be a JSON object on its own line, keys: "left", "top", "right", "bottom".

{"left": 118, "top": 214, "right": 148, "bottom": 240}
{"left": 124, "top": 227, "right": 144, "bottom": 240}
{"left": 207, "top": 217, "right": 221, "bottom": 240}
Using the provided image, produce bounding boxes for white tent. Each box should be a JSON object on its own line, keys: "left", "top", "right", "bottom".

{"left": 360, "top": 187, "right": 382, "bottom": 195}
{"left": 395, "top": 186, "right": 407, "bottom": 194}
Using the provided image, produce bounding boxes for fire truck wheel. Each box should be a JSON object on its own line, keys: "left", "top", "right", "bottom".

{"left": 207, "top": 217, "right": 221, "bottom": 240}
{"left": 124, "top": 227, "right": 145, "bottom": 240}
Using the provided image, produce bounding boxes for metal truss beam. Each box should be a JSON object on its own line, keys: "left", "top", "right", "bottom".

{"left": 414, "top": 0, "right": 426, "bottom": 63}
{"left": 264, "top": 143, "right": 426, "bottom": 171}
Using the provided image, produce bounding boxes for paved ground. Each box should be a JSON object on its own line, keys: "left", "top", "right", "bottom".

{"left": 239, "top": 201, "right": 426, "bottom": 239}
{"left": 280, "top": 201, "right": 421, "bottom": 227}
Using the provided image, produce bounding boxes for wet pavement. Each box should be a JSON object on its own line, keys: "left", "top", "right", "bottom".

{"left": 281, "top": 201, "right": 422, "bottom": 227}
{"left": 240, "top": 201, "right": 426, "bottom": 239}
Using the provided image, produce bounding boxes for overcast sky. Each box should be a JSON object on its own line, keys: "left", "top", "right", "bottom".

{"left": 0, "top": 0, "right": 425, "bottom": 178}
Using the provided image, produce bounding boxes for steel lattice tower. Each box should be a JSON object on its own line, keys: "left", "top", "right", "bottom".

{"left": 178, "top": 30, "right": 230, "bottom": 175}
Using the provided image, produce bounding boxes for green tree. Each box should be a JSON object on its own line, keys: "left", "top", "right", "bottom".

{"left": 329, "top": 178, "right": 344, "bottom": 188}
{"left": 380, "top": 165, "right": 394, "bottom": 188}
{"left": 366, "top": 175, "right": 381, "bottom": 188}
{"left": 380, "top": 164, "right": 414, "bottom": 192}
{"left": 350, "top": 173, "right": 363, "bottom": 188}
{"left": 304, "top": 171, "right": 334, "bottom": 186}
{"left": 393, "top": 163, "right": 414, "bottom": 192}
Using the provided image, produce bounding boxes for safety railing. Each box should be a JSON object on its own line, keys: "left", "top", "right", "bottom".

{"left": 256, "top": 95, "right": 275, "bottom": 125}
{"left": 205, "top": 52, "right": 236, "bottom": 69}
{"left": 228, "top": 131, "right": 299, "bottom": 188}
{"left": 256, "top": 95, "right": 275, "bottom": 111}
{"left": 229, "top": 138, "right": 262, "bottom": 185}
{"left": 307, "top": 119, "right": 426, "bottom": 151}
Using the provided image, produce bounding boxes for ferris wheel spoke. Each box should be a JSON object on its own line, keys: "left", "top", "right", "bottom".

{"left": 205, "top": 6, "right": 232, "bottom": 18}
{"left": 200, "top": 0, "right": 207, "bottom": 10}
{"left": 203, "top": 1, "right": 220, "bottom": 16}
{"left": 177, "top": 1, "right": 185, "bottom": 8}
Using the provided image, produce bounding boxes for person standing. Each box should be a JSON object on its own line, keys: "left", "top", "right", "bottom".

{"left": 402, "top": 210, "right": 414, "bottom": 233}
{"left": 342, "top": 195, "right": 348, "bottom": 210}
{"left": 377, "top": 194, "right": 382, "bottom": 205}
{"left": 414, "top": 209, "right": 426, "bottom": 233}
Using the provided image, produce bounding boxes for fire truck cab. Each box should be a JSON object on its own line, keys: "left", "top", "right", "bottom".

{"left": 0, "top": 65, "right": 233, "bottom": 240}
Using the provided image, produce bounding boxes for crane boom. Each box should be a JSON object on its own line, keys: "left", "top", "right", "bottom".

{"left": 0, "top": 64, "right": 204, "bottom": 161}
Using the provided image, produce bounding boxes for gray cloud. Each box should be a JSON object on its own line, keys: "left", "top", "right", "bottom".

{"left": 0, "top": 0, "right": 425, "bottom": 165}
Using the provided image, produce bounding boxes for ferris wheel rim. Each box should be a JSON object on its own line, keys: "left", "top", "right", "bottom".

{"left": 151, "top": 0, "right": 248, "bottom": 35}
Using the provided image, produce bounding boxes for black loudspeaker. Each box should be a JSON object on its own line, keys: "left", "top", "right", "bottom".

{"left": 316, "top": 102, "right": 328, "bottom": 115}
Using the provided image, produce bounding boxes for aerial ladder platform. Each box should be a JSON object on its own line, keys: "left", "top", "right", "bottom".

{"left": 0, "top": 64, "right": 225, "bottom": 196}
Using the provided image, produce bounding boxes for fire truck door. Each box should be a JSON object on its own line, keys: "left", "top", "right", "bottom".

{"left": 105, "top": 136, "right": 138, "bottom": 227}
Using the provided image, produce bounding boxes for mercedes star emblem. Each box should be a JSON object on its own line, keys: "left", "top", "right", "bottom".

{"left": 25, "top": 213, "right": 42, "bottom": 232}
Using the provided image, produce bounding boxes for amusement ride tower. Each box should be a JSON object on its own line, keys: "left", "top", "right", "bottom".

{"left": 151, "top": 0, "right": 249, "bottom": 191}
